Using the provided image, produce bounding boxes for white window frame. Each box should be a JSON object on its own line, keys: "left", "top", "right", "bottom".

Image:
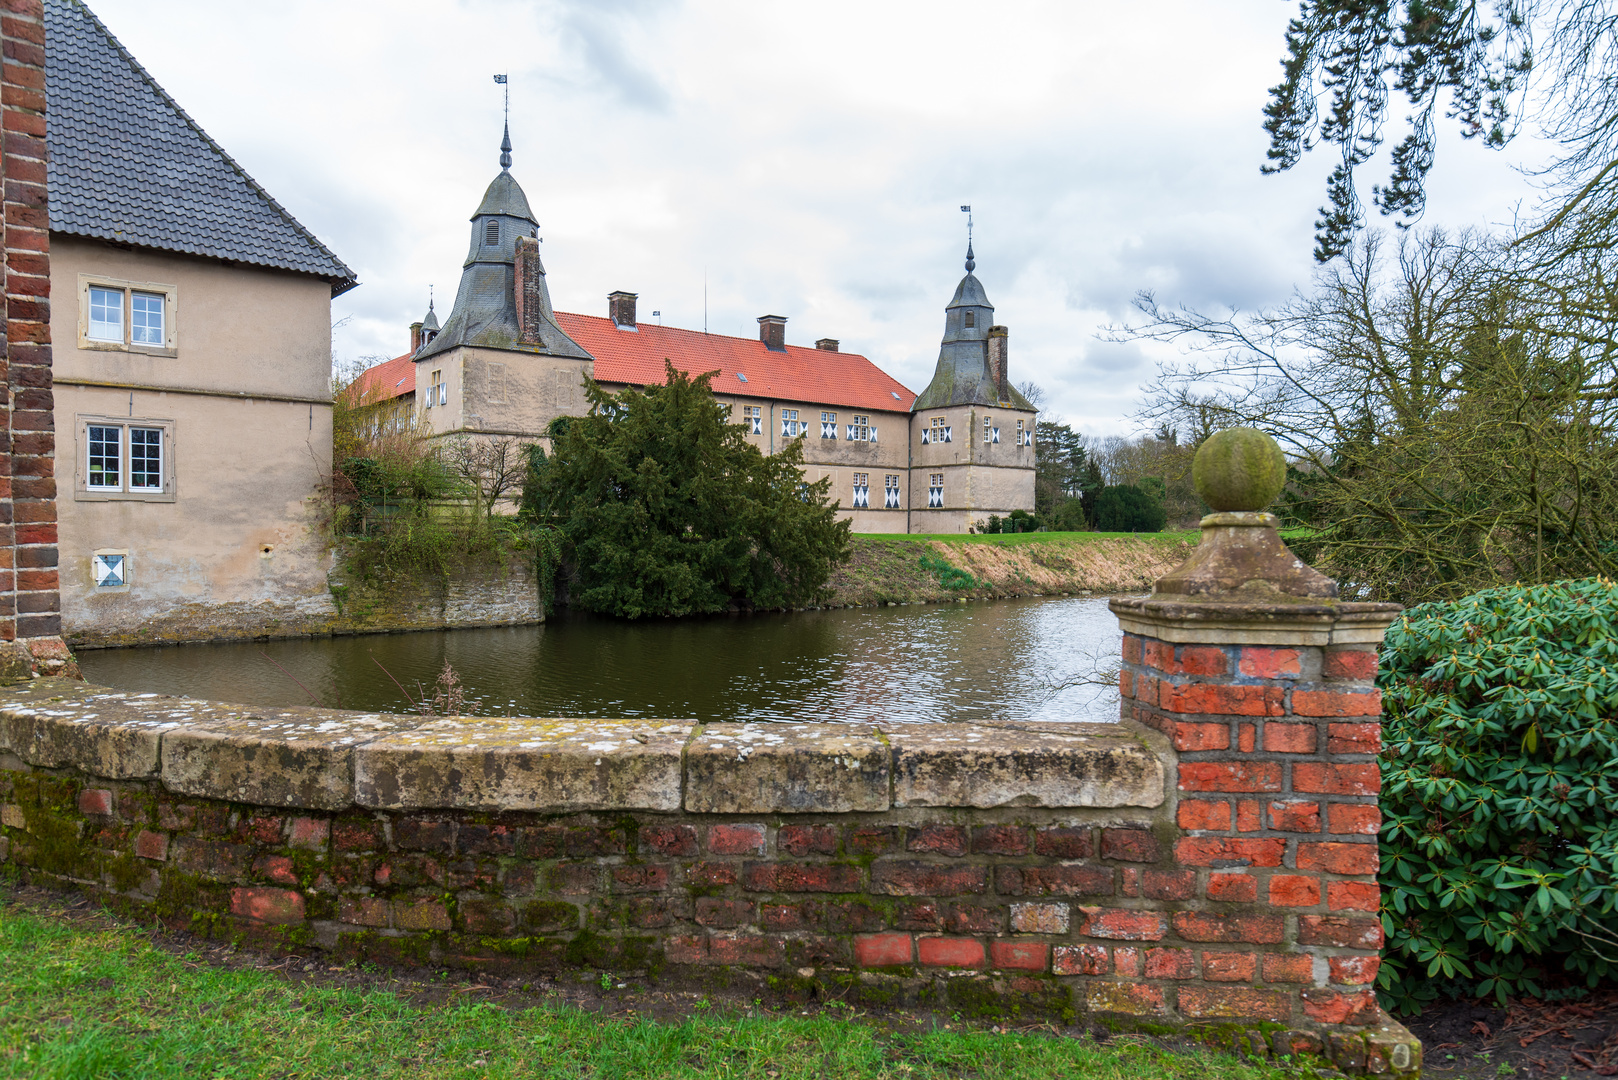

{"left": 75, "top": 415, "right": 176, "bottom": 502}
{"left": 742, "top": 405, "right": 762, "bottom": 436}
{"left": 821, "top": 411, "right": 837, "bottom": 439}
{"left": 852, "top": 472, "right": 870, "bottom": 508}
{"left": 780, "top": 408, "right": 801, "bottom": 438}
{"left": 76, "top": 274, "right": 178, "bottom": 355}
{"left": 884, "top": 474, "right": 901, "bottom": 509}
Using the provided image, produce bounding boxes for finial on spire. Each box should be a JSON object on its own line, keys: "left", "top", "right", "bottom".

{"left": 960, "top": 205, "right": 975, "bottom": 273}
{"left": 494, "top": 73, "right": 511, "bottom": 169}
{"left": 428, "top": 284, "right": 434, "bottom": 312}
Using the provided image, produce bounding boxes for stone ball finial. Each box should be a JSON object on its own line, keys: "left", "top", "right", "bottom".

{"left": 1193, "top": 427, "right": 1287, "bottom": 512}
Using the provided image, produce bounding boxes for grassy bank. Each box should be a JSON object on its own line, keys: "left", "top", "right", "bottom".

{"left": 0, "top": 885, "right": 1295, "bottom": 1080}
{"left": 830, "top": 532, "right": 1195, "bottom": 607}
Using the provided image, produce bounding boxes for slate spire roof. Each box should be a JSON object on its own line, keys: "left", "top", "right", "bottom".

{"left": 914, "top": 245, "right": 1035, "bottom": 412}
{"left": 43, "top": 0, "right": 357, "bottom": 295}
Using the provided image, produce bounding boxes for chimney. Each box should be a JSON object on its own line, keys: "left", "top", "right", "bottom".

{"left": 514, "top": 236, "right": 546, "bottom": 343}
{"left": 410, "top": 321, "right": 423, "bottom": 354}
{"left": 814, "top": 338, "right": 839, "bottom": 352}
{"left": 758, "top": 315, "right": 787, "bottom": 351}
{"left": 987, "top": 325, "right": 1009, "bottom": 402}
{"left": 609, "top": 290, "right": 638, "bottom": 329}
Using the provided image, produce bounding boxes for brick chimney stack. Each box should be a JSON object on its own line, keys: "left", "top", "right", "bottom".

{"left": 815, "top": 338, "right": 839, "bottom": 352}
{"left": 987, "top": 325, "right": 1009, "bottom": 402}
{"left": 758, "top": 315, "right": 786, "bottom": 351}
{"left": 609, "top": 291, "right": 638, "bottom": 330}
{"left": 514, "top": 236, "right": 546, "bottom": 343}
{"left": 410, "top": 321, "right": 423, "bottom": 354}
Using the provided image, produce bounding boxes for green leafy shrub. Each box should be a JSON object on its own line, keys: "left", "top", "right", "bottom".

{"left": 1093, "top": 484, "right": 1167, "bottom": 532}
{"left": 1378, "top": 578, "right": 1618, "bottom": 1015}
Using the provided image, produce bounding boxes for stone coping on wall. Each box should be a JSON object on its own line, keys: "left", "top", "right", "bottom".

{"left": 0, "top": 680, "right": 1168, "bottom": 815}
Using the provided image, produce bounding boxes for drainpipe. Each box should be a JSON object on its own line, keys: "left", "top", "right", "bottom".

{"left": 906, "top": 412, "right": 913, "bottom": 535}
{"left": 769, "top": 402, "right": 776, "bottom": 454}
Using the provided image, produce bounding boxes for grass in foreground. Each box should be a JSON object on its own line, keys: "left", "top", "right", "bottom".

{"left": 0, "top": 897, "right": 1298, "bottom": 1080}
{"left": 852, "top": 531, "right": 1199, "bottom": 546}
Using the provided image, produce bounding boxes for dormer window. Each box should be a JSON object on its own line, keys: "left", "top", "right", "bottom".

{"left": 485, "top": 219, "right": 500, "bottom": 246}
{"left": 964, "top": 311, "right": 976, "bottom": 328}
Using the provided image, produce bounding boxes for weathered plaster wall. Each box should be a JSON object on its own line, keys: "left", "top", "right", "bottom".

{"left": 66, "top": 554, "right": 540, "bottom": 650}
{"left": 48, "top": 237, "right": 335, "bottom": 641}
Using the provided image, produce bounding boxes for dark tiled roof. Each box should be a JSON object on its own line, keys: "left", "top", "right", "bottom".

{"left": 43, "top": 0, "right": 357, "bottom": 294}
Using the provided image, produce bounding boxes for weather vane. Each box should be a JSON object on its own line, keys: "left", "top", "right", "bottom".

{"left": 494, "top": 73, "right": 511, "bottom": 169}
{"left": 961, "top": 205, "right": 975, "bottom": 272}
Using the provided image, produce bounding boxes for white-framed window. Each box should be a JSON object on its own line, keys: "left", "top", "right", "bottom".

{"left": 426, "top": 369, "right": 446, "bottom": 409}
{"left": 780, "top": 409, "right": 802, "bottom": 438}
{"left": 88, "top": 286, "right": 122, "bottom": 342}
{"left": 1017, "top": 419, "right": 1032, "bottom": 447}
{"left": 821, "top": 411, "right": 838, "bottom": 439}
{"left": 921, "top": 416, "right": 951, "bottom": 445}
{"left": 884, "top": 474, "right": 901, "bottom": 509}
{"left": 928, "top": 473, "right": 944, "bottom": 508}
{"left": 78, "top": 275, "right": 177, "bottom": 353}
{"left": 742, "top": 405, "right": 762, "bottom": 435}
{"left": 847, "top": 414, "right": 871, "bottom": 442}
{"left": 78, "top": 417, "right": 174, "bottom": 501}
{"left": 852, "top": 472, "right": 870, "bottom": 508}
{"left": 983, "top": 415, "right": 999, "bottom": 444}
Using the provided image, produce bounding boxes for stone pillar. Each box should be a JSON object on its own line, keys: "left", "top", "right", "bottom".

{"left": 1110, "top": 428, "right": 1417, "bottom": 1075}
{"left": 0, "top": 0, "right": 74, "bottom": 679}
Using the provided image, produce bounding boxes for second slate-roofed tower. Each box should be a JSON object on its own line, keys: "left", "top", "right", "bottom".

{"left": 415, "top": 125, "right": 593, "bottom": 442}
{"left": 908, "top": 242, "right": 1037, "bottom": 531}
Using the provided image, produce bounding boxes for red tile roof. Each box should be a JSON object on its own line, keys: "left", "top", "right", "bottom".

{"left": 351, "top": 315, "right": 918, "bottom": 415}
{"left": 351, "top": 350, "right": 414, "bottom": 404}
{"left": 556, "top": 312, "right": 916, "bottom": 413}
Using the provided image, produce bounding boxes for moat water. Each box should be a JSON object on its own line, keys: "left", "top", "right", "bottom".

{"left": 76, "top": 595, "right": 1129, "bottom": 724}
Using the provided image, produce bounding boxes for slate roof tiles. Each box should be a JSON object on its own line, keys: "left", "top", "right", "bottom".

{"left": 43, "top": 0, "right": 357, "bottom": 294}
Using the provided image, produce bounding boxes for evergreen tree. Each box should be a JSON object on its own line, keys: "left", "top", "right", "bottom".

{"left": 535, "top": 362, "right": 850, "bottom": 618}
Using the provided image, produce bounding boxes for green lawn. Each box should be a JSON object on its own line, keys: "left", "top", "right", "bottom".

{"left": 852, "top": 530, "right": 1199, "bottom": 546}
{"left": 0, "top": 894, "right": 1297, "bottom": 1080}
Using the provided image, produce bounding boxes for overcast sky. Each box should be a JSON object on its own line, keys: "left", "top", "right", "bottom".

{"left": 91, "top": 0, "right": 1558, "bottom": 436}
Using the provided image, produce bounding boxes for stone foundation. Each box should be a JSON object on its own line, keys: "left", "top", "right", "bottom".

{"left": 0, "top": 678, "right": 1418, "bottom": 1075}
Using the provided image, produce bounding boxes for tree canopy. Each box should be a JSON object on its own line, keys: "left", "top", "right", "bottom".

{"left": 1264, "top": 1, "right": 1617, "bottom": 262}
{"left": 531, "top": 362, "right": 850, "bottom": 618}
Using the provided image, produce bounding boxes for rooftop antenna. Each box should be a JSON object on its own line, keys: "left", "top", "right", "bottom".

{"left": 494, "top": 73, "right": 511, "bottom": 169}
{"left": 961, "top": 205, "right": 975, "bottom": 272}
{"left": 704, "top": 268, "right": 708, "bottom": 334}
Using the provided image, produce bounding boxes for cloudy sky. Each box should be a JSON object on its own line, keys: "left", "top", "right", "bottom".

{"left": 92, "top": 0, "right": 1558, "bottom": 436}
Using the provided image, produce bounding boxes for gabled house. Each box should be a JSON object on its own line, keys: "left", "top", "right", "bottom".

{"left": 44, "top": 0, "right": 356, "bottom": 643}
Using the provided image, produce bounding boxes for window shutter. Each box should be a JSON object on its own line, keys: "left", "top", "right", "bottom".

{"left": 992, "top": 427, "right": 1000, "bottom": 443}
{"left": 869, "top": 426, "right": 877, "bottom": 443}
{"left": 943, "top": 426, "right": 952, "bottom": 443}
{"left": 920, "top": 429, "right": 929, "bottom": 445}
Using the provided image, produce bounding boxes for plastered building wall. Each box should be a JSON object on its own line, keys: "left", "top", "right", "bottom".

{"left": 48, "top": 237, "right": 335, "bottom": 640}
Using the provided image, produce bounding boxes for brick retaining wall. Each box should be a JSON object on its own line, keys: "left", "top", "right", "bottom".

{"left": 0, "top": 676, "right": 1419, "bottom": 1075}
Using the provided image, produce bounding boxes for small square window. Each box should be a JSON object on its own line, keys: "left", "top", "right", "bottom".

{"left": 92, "top": 551, "right": 127, "bottom": 589}
{"left": 88, "top": 286, "right": 123, "bottom": 342}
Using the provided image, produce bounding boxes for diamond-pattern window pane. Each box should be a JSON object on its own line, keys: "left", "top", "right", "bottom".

{"left": 92, "top": 553, "right": 125, "bottom": 589}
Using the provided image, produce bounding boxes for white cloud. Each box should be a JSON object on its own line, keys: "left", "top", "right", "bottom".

{"left": 90, "top": 0, "right": 1558, "bottom": 433}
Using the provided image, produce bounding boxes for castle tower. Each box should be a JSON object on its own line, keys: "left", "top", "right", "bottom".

{"left": 413, "top": 125, "right": 592, "bottom": 440}
{"left": 908, "top": 242, "right": 1037, "bottom": 532}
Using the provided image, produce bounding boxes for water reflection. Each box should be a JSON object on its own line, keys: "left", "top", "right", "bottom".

{"left": 78, "top": 595, "right": 1130, "bottom": 724}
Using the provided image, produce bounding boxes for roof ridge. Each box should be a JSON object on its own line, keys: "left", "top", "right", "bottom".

{"left": 58, "top": 0, "right": 356, "bottom": 292}
{"left": 559, "top": 309, "right": 872, "bottom": 357}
